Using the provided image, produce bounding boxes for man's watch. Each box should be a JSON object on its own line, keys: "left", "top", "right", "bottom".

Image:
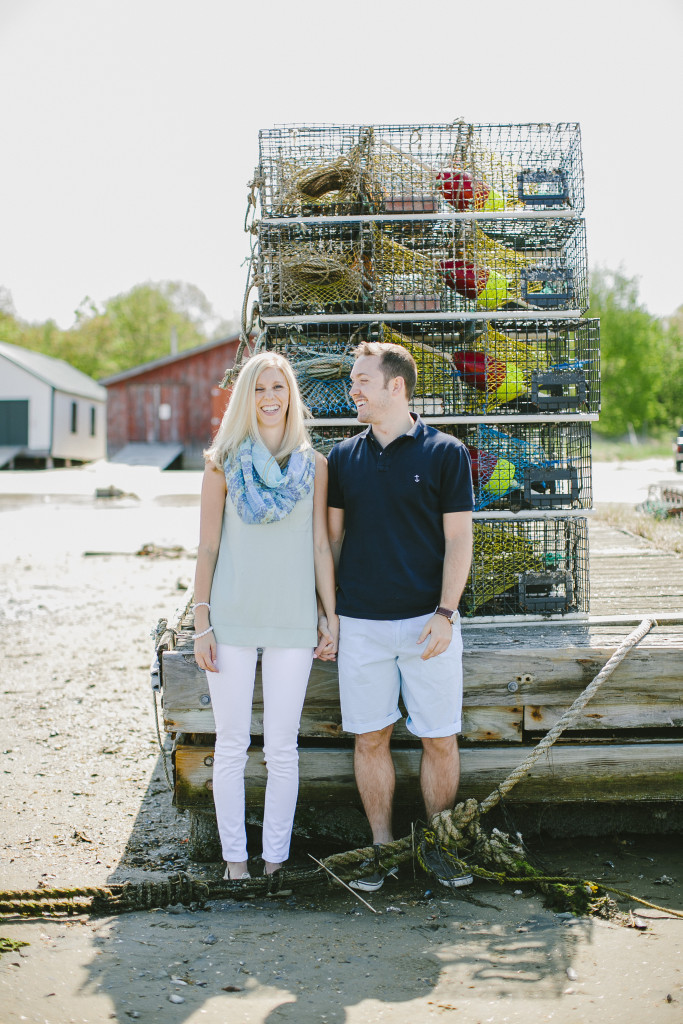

{"left": 435, "top": 606, "right": 457, "bottom": 624}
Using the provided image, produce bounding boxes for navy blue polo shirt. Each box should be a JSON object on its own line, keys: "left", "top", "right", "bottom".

{"left": 327, "top": 415, "right": 474, "bottom": 620}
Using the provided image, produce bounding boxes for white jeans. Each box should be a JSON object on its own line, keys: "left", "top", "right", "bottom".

{"left": 207, "top": 644, "right": 312, "bottom": 863}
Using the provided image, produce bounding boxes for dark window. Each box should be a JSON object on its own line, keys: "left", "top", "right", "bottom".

{"left": 90, "top": 406, "right": 96, "bottom": 436}
{"left": 0, "top": 400, "right": 29, "bottom": 445}
{"left": 71, "top": 402, "right": 78, "bottom": 433}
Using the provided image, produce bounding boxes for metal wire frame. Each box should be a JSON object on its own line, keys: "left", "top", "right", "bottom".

{"left": 262, "top": 319, "right": 599, "bottom": 417}
{"left": 268, "top": 334, "right": 358, "bottom": 418}
{"left": 256, "top": 220, "right": 588, "bottom": 317}
{"left": 308, "top": 417, "right": 591, "bottom": 513}
{"left": 257, "top": 123, "right": 584, "bottom": 217}
{"left": 439, "top": 422, "right": 592, "bottom": 512}
{"left": 461, "top": 516, "right": 589, "bottom": 618}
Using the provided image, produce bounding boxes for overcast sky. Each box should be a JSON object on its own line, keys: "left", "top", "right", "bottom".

{"left": 1, "top": 0, "right": 682, "bottom": 330}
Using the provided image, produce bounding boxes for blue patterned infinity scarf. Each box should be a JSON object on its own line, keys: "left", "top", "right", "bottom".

{"left": 225, "top": 437, "right": 315, "bottom": 525}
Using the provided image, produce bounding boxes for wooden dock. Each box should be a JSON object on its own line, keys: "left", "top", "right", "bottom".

{"left": 157, "top": 519, "right": 683, "bottom": 850}
{"left": 588, "top": 519, "right": 683, "bottom": 617}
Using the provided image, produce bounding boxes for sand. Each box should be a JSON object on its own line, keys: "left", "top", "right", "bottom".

{"left": 0, "top": 461, "right": 681, "bottom": 1023}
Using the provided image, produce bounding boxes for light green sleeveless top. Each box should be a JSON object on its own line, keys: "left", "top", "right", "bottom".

{"left": 210, "top": 481, "right": 317, "bottom": 649}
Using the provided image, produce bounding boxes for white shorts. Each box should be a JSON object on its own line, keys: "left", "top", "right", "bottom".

{"left": 338, "top": 612, "right": 464, "bottom": 738}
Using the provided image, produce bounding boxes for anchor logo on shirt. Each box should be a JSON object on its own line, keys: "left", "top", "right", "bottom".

{"left": 414, "top": 474, "right": 420, "bottom": 483}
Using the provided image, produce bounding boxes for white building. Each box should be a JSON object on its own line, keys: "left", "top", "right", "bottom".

{"left": 0, "top": 340, "right": 107, "bottom": 468}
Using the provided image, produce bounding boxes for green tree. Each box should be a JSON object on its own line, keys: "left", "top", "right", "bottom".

{"left": 659, "top": 306, "right": 683, "bottom": 429}
{"left": 91, "top": 283, "right": 207, "bottom": 373}
{"left": 588, "top": 268, "right": 670, "bottom": 436}
{"left": 0, "top": 287, "right": 23, "bottom": 346}
{"left": 0, "top": 281, "right": 235, "bottom": 380}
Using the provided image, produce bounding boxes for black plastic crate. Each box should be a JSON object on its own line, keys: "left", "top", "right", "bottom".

{"left": 263, "top": 319, "right": 599, "bottom": 417}
{"left": 462, "top": 516, "right": 589, "bottom": 618}
{"left": 257, "top": 220, "right": 588, "bottom": 316}
{"left": 257, "top": 123, "right": 584, "bottom": 217}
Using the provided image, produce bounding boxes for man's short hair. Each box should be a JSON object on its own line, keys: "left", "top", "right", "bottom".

{"left": 352, "top": 340, "right": 417, "bottom": 400}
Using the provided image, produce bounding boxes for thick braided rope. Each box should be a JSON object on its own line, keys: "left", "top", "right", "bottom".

{"left": 0, "top": 869, "right": 332, "bottom": 916}
{"left": 323, "top": 836, "right": 413, "bottom": 878}
{"left": 0, "top": 886, "right": 109, "bottom": 901}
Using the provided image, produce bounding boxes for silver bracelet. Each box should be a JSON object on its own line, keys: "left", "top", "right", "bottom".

{"left": 194, "top": 626, "right": 214, "bottom": 639}
{"left": 193, "top": 602, "right": 211, "bottom": 612}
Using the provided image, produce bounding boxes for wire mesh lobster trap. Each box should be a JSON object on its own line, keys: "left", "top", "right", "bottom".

{"left": 262, "top": 319, "right": 599, "bottom": 418}
{"left": 257, "top": 220, "right": 588, "bottom": 316}
{"left": 308, "top": 423, "right": 365, "bottom": 456}
{"left": 246, "top": 120, "right": 597, "bottom": 620}
{"left": 266, "top": 327, "right": 359, "bottom": 418}
{"left": 448, "top": 317, "right": 600, "bottom": 415}
{"left": 382, "top": 319, "right": 599, "bottom": 415}
{"left": 441, "top": 422, "right": 592, "bottom": 512}
{"left": 461, "top": 516, "right": 589, "bottom": 618}
{"left": 257, "top": 222, "right": 370, "bottom": 316}
{"left": 265, "top": 321, "right": 461, "bottom": 418}
{"left": 257, "top": 123, "right": 584, "bottom": 217}
{"left": 376, "top": 219, "right": 588, "bottom": 314}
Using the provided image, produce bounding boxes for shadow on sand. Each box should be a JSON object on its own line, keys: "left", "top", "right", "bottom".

{"left": 73, "top": 751, "right": 583, "bottom": 1023}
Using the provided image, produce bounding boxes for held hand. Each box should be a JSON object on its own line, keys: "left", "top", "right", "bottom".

{"left": 315, "top": 613, "right": 339, "bottom": 661}
{"left": 194, "top": 632, "right": 218, "bottom": 672}
{"left": 327, "top": 612, "right": 340, "bottom": 657}
{"left": 417, "top": 614, "right": 452, "bottom": 660}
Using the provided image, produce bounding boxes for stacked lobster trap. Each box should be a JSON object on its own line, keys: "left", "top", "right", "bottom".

{"left": 243, "top": 122, "right": 599, "bottom": 619}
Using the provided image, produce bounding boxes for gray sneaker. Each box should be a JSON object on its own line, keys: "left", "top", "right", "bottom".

{"left": 420, "top": 841, "right": 473, "bottom": 889}
{"left": 349, "top": 845, "right": 399, "bottom": 892}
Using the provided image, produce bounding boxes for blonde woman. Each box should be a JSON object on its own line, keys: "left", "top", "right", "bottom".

{"left": 193, "top": 352, "right": 338, "bottom": 882}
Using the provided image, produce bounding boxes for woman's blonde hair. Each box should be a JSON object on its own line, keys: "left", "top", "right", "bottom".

{"left": 205, "top": 352, "right": 311, "bottom": 468}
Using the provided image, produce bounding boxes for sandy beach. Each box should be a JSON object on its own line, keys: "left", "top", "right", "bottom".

{"left": 0, "top": 459, "right": 681, "bottom": 1024}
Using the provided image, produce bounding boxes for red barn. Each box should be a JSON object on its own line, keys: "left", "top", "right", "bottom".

{"left": 100, "top": 335, "right": 240, "bottom": 467}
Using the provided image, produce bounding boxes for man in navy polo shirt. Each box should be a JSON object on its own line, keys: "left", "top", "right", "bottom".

{"left": 326, "top": 340, "right": 474, "bottom": 891}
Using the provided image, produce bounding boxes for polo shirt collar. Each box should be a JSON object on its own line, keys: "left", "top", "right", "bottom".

{"left": 362, "top": 413, "right": 426, "bottom": 446}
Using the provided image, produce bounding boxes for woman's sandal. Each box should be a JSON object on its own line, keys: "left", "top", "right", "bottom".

{"left": 223, "top": 866, "right": 251, "bottom": 881}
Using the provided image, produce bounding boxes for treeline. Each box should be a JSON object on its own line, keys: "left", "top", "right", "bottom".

{"left": 588, "top": 269, "right": 682, "bottom": 436}
{"left": 1, "top": 273, "right": 681, "bottom": 436}
{"left": 0, "top": 281, "right": 237, "bottom": 381}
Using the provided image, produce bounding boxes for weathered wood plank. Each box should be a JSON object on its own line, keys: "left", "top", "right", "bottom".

{"left": 525, "top": 704, "right": 683, "bottom": 732}
{"left": 589, "top": 599, "right": 683, "bottom": 616}
{"left": 462, "top": 622, "right": 683, "bottom": 650}
{"left": 162, "top": 643, "right": 683, "bottom": 716}
{"left": 163, "top": 705, "right": 523, "bottom": 743}
{"left": 462, "top": 648, "right": 683, "bottom": 702}
{"left": 162, "top": 652, "right": 340, "bottom": 709}
{"left": 174, "top": 742, "right": 683, "bottom": 809}
{"left": 165, "top": 614, "right": 683, "bottom": 655}
{"left": 165, "top": 622, "right": 683, "bottom": 663}
{"left": 587, "top": 520, "right": 683, "bottom": 616}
